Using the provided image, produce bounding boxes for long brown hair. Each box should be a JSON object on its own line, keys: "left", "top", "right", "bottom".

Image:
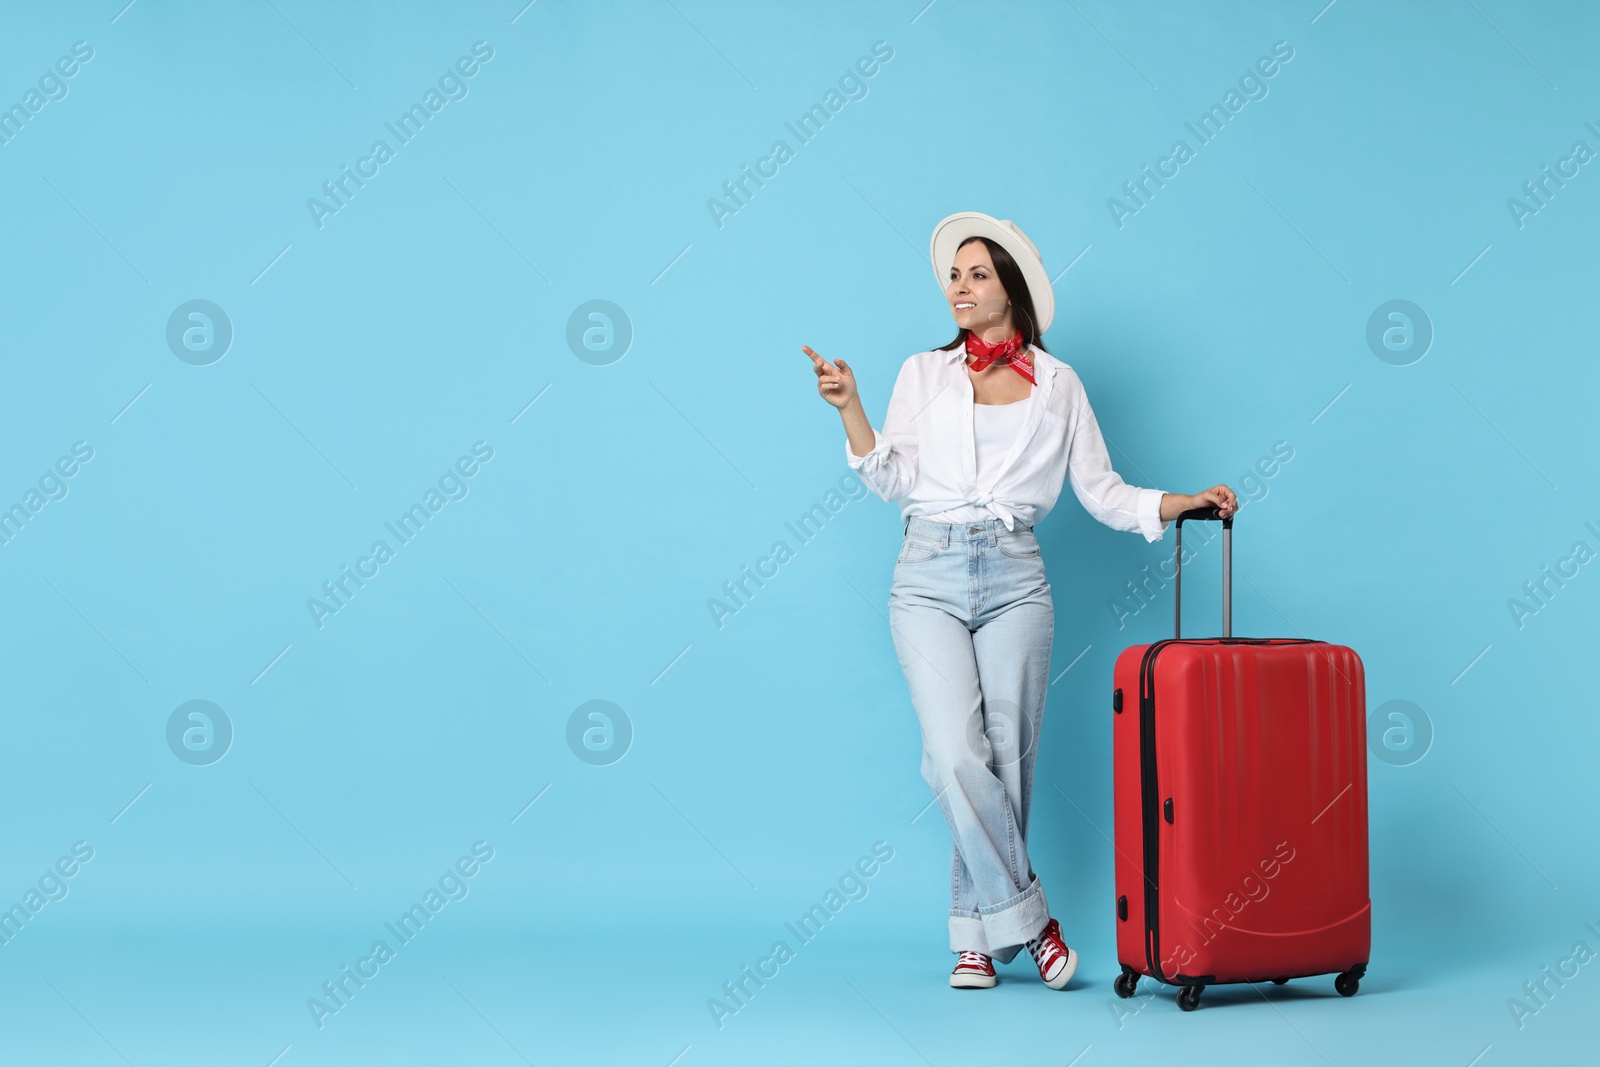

{"left": 937, "top": 235, "right": 1050, "bottom": 354}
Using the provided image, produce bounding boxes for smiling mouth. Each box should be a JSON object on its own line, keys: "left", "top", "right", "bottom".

{"left": 954, "top": 302, "right": 975, "bottom": 311}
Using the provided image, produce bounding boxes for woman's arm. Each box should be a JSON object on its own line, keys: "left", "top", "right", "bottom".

{"left": 1065, "top": 385, "right": 1237, "bottom": 537}
{"left": 1159, "top": 492, "right": 1193, "bottom": 521}
{"left": 1064, "top": 391, "right": 1171, "bottom": 542}
{"left": 806, "top": 345, "right": 919, "bottom": 502}
{"left": 841, "top": 395, "right": 877, "bottom": 459}
{"left": 842, "top": 361, "right": 920, "bottom": 501}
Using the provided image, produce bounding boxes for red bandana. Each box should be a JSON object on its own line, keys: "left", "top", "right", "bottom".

{"left": 965, "top": 331, "right": 1034, "bottom": 385}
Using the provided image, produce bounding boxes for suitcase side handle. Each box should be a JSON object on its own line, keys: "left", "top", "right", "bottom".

{"left": 1174, "top": 507, "right": 1232, "bottom": 638}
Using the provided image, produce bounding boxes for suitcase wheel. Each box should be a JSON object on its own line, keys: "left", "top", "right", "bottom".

{"left": 1335, "top": 970, "right": 1360, "bottom": 997}
{"left": 1176, "top": 984, "right": 1202, "bottom": 1012}
{"left": 1113, "top": 971, "right": 1139, "bottom": 999}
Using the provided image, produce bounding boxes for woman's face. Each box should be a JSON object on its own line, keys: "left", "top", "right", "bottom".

{"left": 946, "top": 241, "right": 1014, "bottom": 340}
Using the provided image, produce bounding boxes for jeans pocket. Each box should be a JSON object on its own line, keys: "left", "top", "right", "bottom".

{"left": 897, "top": 536, "right": 941, "bottom": 563}
{"left": 997, "top": 528, "right": 1040, "bottom": 559}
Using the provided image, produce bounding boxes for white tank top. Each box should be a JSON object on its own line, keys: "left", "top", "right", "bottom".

{"left": 926, "top": 394, "right": 1033, "bottom": 524}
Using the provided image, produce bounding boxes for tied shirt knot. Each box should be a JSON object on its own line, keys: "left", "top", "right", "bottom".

{"left": 967, "top": 489, "right": 1019, "bottom": 531}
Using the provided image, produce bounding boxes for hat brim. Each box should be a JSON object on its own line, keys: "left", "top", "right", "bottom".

{"left": 930, "top": 212, "right": 1054, "bottom": 336}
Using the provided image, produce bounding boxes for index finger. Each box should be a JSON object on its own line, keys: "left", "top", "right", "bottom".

{"left": 800, "top": 345, "right": 834, "bottom": 372}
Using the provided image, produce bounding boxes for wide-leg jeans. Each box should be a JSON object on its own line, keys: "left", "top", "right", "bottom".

{"left": 889, "top": 515, "right": 1054, "bottom": 964}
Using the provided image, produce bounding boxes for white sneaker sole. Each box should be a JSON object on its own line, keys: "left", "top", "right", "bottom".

{"left": 1043, "top": 946, "right": 1079, "bottom": 990}
{"left": 950, "top": 970, "right": 998, "bottom": 988}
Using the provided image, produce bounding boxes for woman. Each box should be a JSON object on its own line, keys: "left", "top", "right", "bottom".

{"left": 803, "top": 212, "right": 1237, "bottom": 991}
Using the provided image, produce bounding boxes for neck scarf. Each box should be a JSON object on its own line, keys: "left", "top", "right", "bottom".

{"left": 965, "top": 330, "right": 1034, "bottom": 385}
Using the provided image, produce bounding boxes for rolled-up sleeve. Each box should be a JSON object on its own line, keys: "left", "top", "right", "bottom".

{"left": 1065, "top": 391, "right": 1170, "bottom": 542}
{"left": 844, "top": 360, "right": 919, "bottom": 503}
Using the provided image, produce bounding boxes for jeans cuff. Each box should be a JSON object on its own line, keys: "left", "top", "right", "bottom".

{"left": 948, "top": 912, "right": 987, "bottom": 955}
{"left": 974, "top": 876, "right": 1050, "bottom": 964}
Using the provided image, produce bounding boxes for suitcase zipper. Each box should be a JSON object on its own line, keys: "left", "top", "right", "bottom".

{"left": 1137, "top": 638, "right": 1174, "bottom": 982}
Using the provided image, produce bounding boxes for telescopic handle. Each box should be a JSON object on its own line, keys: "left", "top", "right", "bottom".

{"left": 1174, "top": 507, "right": 1232, "bottom": 639}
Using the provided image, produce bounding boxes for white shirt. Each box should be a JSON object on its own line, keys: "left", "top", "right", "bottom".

{"left": 926, "top": 392, "right": 1033, "bottom": 524}
{"left": 844, "top": 343, "right": 1171, "bottom": 541}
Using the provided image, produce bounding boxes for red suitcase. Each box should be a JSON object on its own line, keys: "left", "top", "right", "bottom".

{"left": 1111, "top": 508, "right": 1370, "bottom": 1011}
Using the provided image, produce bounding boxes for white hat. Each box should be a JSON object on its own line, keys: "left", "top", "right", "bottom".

{"left": 929, "top": 212, "right": 1054, "bottom": 335}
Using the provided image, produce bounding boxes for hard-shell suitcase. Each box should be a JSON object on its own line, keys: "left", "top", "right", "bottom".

{"left": 1111, "top": 508, "right": 1370, "bottom": 1011}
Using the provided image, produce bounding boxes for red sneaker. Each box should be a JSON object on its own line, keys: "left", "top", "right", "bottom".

{"left": 950, "top": 950, "right": 997, "bottom": 989}
{"left": 1026, "top": 918, "right": 1078, "bottom": 989}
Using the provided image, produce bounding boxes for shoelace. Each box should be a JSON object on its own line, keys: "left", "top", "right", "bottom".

{"left": 1027, "top": 928, "right": 1064, "bottom": 973}
{"left": 955, "top": 951, "right": 991, "bottom": 971}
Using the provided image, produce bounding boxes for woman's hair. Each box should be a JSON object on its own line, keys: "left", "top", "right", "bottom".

{"left": 936, "top": 235, "right": 1050, "bottom": 354}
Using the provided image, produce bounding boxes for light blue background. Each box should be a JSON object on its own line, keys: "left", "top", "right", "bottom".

{"left": 1, "top": 1, "right": 1595, "bottom": 1063}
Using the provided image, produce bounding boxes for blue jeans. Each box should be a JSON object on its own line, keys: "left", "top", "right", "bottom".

{"left": 889, "top": 516, "right": 1053, "bottom": 964}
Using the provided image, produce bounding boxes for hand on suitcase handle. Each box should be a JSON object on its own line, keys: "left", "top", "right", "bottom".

{"left": 1180, "top": 485, "right": 1238, "bottom": 520}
